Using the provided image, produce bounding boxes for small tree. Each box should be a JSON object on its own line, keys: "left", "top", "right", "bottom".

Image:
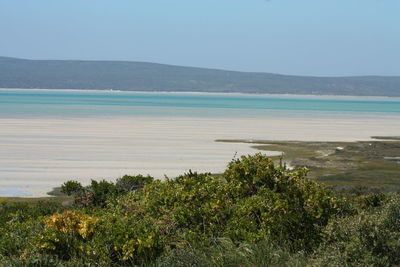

{"left": 61, "top": 180, "right": 84, "bottom": 196}
{"left": 116, "top": 174, "right": 154, "bottom": 192}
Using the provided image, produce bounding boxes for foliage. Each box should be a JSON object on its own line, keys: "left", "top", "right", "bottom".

{"left": 309, "top": 194, "right": 400, "bottom": 266}
{"left": 116, "top": 174, "right": 154, "bottom": 192}
{"left": 35, "top": 210, "right": 99, "bottom": 260}
{"left": 355, "top": 192, "right": 387, "bottom": 209}
{"left": 1, "top": 154, "right": 398, "bottom": 266}
{"left": 153, "top": 238, "right": 307, "bottom": 267}
{"left": 61, "top": 180, "right": 84, "bottom": 196}
{"left": 0, "top": 200, "right": 64, "bottom": 264}
{"left": 61, "top": 175, "right": 154, "bottom": 207}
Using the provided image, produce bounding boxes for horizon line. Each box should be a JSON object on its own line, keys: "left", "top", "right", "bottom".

{"left": 1, "top": 55, "right": 399, "bottom": 79}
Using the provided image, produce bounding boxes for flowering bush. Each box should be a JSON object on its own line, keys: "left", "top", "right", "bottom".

{"left": 1, "top": 154, "right": 358, "bottom": 265}
{"left": 36, "top": 210, "right": 99, "bottom": 259}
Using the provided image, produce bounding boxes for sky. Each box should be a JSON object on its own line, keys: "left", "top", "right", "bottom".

{"left": 0, "top": 0, "right": 399, "bottom": 76}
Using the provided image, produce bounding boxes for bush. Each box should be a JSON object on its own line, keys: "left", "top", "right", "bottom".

{"left": 0, "top": 200, "right": 64, "bottom": 261}
{"left": 35, "top": 210, "right": 99, "bottom": 260}
{"left": 356, "top": 192, "right": 387, "bottom": 209}
{"left": 116, "top": 174, "right": 154, "bottom": 192}
{"left": 154, "top": 239, "right": 307, "bottom": 267}
{"left": 0, "top": 154, "right": 369, "bottom": 265}
{"left": 310, "top": 194, "right": 400, "bottom": 266}
{"left": 139, "top": 154, "right": 342, "bottom": 251}
{"left": 61, "top": 181, "right": 84, "bottom": 196}
{"left": 61, "top": 175, "right": 154, "bottom": 207}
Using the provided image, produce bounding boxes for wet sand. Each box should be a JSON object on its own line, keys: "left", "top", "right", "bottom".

{"left": 1, "top": 115, "right": 400, "bottom": 196}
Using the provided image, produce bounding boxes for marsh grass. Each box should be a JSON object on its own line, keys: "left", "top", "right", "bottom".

{"left": 217, "top": 139, "right": 400, "bottom": 191}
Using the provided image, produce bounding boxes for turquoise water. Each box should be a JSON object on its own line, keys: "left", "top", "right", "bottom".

{"left": 1, "top": 89, "right": 400, "bottom": 118}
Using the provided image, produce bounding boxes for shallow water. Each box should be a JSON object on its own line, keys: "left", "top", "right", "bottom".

{"left": 1, "top": 89, "right": 400, "bottom": 118}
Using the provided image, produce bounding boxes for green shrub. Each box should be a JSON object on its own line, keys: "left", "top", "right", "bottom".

{"left": 116, "top": 174, "right": 154, "bottom": 192}
{"left": 0, "top": 200, "right": 62, "bottom": 225}
{"left": 35, "top": 210, "right": 99, "bottom": 260}
{"left": 356, "top": 192, "right": 387, "bottom": 209}
{"left": 0, "top": 154, "right": 365, "bottom": 265}
{"left": 383, "top": 194, "right": 400, "bottom": 232}
{"left": 61, "top": 181, "right": 84, "bottom": 196}
{"left": 139, "top": 154, "right": 342, "bottom": 251}
{"left": 0, "top": 200, "right": 64, "bottom": 261}
{"left": 89, "top": 180, "right": 118, "bottom": 206}
{"left": 311, "top": 194, "right": 400, "bottom": 267}
{"left": 61, "top": 175, "right": 154, "bottom": 207}
{"left": 153, "top": 238, "right": 307, "bottom": 267}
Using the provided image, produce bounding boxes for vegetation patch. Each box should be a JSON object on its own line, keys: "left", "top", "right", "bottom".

{"left": 217, "top": 139, "right": 400, "bottom": 191}
{"left": 1, "top": 154, "right": 399, "bottom": 266}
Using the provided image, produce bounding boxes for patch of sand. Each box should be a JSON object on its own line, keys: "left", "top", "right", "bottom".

{"left": 1, "top": 116, "right": 399, "bottom": 196}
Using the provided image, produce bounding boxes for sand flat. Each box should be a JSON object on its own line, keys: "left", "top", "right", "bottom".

{"left": 1, "top": 116, "right": 400, "bottom": 197}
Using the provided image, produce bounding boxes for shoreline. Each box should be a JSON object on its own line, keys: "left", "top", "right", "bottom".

{"left": 3, "top": 135, "right": 400, "bottom": 199}
{"left": 1, "top": 116, "right": 400, "bottom": 197}
{"left": 2, "top": 88, "right": 400, "bottom": 101}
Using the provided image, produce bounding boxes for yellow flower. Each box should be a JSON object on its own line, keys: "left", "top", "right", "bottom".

{"left": 44, "top": 210, "right": 98, "bottom": 239}
{"left": 19, "top": 249, "right": 29, "bottom": 262}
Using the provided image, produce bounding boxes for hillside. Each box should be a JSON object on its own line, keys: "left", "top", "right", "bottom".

{"left": 1, "top": 56, "right": 400, "bottom": 96}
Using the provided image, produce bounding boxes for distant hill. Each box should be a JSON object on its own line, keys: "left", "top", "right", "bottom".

{"left": 1, "top": 56, "right": 400, "bottom": 96}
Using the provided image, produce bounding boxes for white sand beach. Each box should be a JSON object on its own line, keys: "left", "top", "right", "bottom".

{"left": 1, "top": 115, "right": 400, "bottom": 197}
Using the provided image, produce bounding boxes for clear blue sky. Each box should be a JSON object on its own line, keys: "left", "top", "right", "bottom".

{"left": 1, "top": 0, "right": 399, "bottom": 76}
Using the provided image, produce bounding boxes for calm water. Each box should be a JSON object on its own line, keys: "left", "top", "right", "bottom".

{"left": 1, "top": 89, "right": 400, "bottom": 118}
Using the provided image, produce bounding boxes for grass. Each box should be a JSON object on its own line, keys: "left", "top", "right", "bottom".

{"left": 0, "top": 187, "right": 72, "bottom": 206}
{"left": 0, "top": 196, "right": 71, "bottom": 204}
{"left": 372, "top": 136, "right": 400, "bottom": 140}
{"left": 216, "top": 138, "right": 400, "bottom": 191}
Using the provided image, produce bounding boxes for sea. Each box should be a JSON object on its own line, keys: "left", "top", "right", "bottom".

{"left": 1, "top": 89, "right": 400, "bottom": 118}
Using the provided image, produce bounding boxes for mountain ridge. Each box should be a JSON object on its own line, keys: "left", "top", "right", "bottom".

{"left": 1, "top": 56, "right": 399, "bottom": 96}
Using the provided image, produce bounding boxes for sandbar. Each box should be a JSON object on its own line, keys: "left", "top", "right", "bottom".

{"left": 1, "top": 115, "right": 400, "bottom": 197}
